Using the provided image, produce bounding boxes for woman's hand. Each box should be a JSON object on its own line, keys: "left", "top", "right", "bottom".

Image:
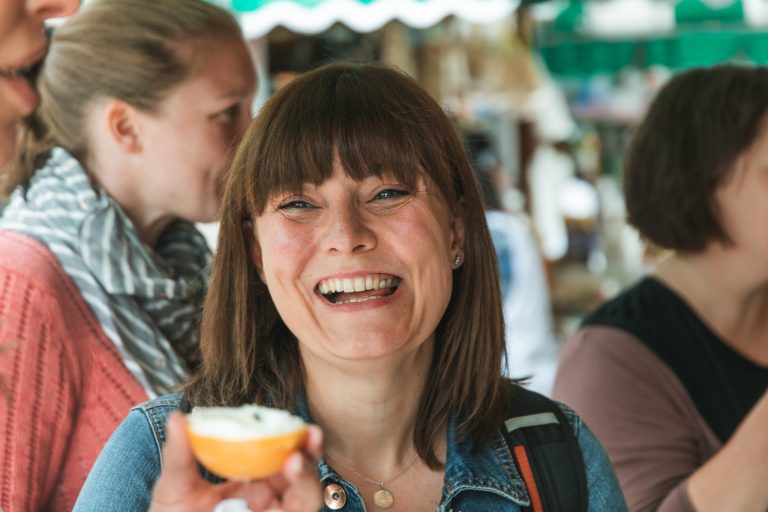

{"left": 687, "top": 389, "right": 768, "bottom": 512}
{"left": 149, "top": 412, "right": 324, "bottom": 512}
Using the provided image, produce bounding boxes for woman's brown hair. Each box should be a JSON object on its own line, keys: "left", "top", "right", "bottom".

{"left": 2, "top": 0, "right": 244, "bottom": 195}
{"left": 624, "top": 64, "right": 768, "bottom": 252}
{"left": 185, "top": 62, "right": 508, "bottom": 468}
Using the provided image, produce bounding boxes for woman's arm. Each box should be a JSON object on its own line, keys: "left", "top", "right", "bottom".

{"left": 74, "top": 408, "right": 159, "bottom": 511}
{"left": 0, "top": 269, "right": 78, "bottom": 511}
{"left": 553, "top": 327, "right": 715, "bottom": 512}
{"left": 686, "top": 390, "right": 768, "bottom": 512}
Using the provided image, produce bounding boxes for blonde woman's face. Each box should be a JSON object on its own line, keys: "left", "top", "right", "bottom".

{"left": 0, "top": 0, "right": 79, "bottom": 124}
{"left": 251, "top": 161, "right": 465, "bottom": 368}
{"left": 134, "top": 38, "right": 257, "bottom": 223}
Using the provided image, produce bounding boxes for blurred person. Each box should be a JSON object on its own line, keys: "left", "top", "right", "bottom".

{"left": 0, "top": 0, "right": 79, "bottom": 167}
{"left": 75, "top": 62, "right": 627, "bottom": 512}
{"left": 466, "top": 131, "right": 560, "bottom": 396}
{"left": 553, "top": 65, "right": 768, "bottom": 512}
{"left": 0, "top": 0, "right": 256, "bottom": 509}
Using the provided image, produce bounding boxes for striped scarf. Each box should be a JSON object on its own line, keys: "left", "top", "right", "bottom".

{"left": 0, "top": 147, "right": 211, "bottom": 396}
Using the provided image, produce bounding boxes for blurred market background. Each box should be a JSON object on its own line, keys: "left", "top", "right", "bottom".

{"left": 81, "top": 0, "right": 768, "bottom": 339}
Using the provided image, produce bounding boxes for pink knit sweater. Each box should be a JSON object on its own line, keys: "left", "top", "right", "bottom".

{"left": 0, "top": 230, "right": 147, "bottom": 511}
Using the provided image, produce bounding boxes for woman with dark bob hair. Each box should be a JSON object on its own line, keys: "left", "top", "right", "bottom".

{"left": 76, "top": 62, "right": 626, "bottom": 511}
{"left": 554, "top": 64, "right": 768, "bottom": 512}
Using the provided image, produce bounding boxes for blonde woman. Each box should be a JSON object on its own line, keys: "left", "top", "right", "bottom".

{"left": 0, "top": 0, "right": 256, "bottom": 509}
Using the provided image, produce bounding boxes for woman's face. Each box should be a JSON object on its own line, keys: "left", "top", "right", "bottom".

{"left": 130, "top": 38, "right": 257, "bottom": 223}
{"left": 714, "top": 120, "right": 768, "bottom": 261}
{"left": 0, "top": 0, "right": 79, "bottom": 124}
{"left": 251, "top": 160, "right": 465, "bottom": 366}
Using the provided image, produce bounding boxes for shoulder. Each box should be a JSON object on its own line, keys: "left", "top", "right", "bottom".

{"left": 558, "top": 325, "right": 667, "bottom": 378}
{"left": 88, "top": 395, "right": 183, "bottom": 474}
{"left": 554, "top": 325, "right": 689, "bottom": 417}
{"left": 501, "top": 385, "right": 628, "bottom": 511}
{"left": 0, "top": 228, "right": 111, "bottom": 343}
{"left": 131, "top": 394, "right": 185, "bottom": 444}
{"left": 502, "top": 384, "right": 586, "bottom": 440}
{"left": 0, "top": 230, "right": 66, "bottom": 287}
{"left": 581, "top": 277, "right": 684, "bottom": 340}
{"left": 73, "top": 395, "right": 183, "bottom": 511}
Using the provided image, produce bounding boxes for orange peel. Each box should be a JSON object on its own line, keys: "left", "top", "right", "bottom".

{"left": 186, "top": 405, "right": 307, "bottom": 481}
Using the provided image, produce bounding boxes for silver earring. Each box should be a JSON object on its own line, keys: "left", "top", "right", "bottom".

{"left": 453, "top": 254, "right": 463, "bottom": 267}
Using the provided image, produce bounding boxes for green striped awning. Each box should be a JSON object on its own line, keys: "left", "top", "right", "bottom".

{"left": 537, "top": 0, "right": 768, "bottom": 76}
{"left": 212, "top": 0, "right": 518, "bottom": 37}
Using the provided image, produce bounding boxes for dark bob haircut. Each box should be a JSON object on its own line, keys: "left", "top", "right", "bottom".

{"left": 185, "top": 62, "right": 508, "bottom": 468}
{"left": 624, "top": 64, "right": 768, "bottom": 252}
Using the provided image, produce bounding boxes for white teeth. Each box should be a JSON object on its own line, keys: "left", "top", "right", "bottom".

{"left": 337, "top": 295, "right": 380, "bottom": 304}
{"left": 318, "top": 275, "right": 399, "bottom": 295}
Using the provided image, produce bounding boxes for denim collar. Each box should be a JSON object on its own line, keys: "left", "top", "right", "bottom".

{"left": 295, "top": 394, "right": 530, "bottom": 509}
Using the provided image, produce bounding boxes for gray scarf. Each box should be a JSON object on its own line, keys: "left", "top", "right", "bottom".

{"left": 1, "top": 147, "right": 211, "bottom": 396}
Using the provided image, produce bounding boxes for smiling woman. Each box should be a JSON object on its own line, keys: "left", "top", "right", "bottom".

{"left": 0, "top": 0, "right": 257, "bottom": 510}
{"left": 0, "top": 0, "right": 79, "bottom": 167}
{"left": 75, "top": 62, "right": 628, "bottom": 512}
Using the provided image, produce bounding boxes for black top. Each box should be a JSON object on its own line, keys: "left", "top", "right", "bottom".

{"left": 582, "top": 277, "right": 768, "bottom": 443}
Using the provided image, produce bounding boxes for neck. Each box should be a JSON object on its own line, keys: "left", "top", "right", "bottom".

{"left": 303, "top": 339, "right": 437, "bottom": 478}
{"left": 123, "top": 208, "right": 174, "bottom": 249}
{"left": 87, "top": 149, "right": 173, "bottom": 248}
{"left": 654, "top": 249, "right": 768, "bottom": 362}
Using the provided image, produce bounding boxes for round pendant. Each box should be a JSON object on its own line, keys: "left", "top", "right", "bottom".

{"left": 373, "top": 488, "right": 394, "bottom": 509}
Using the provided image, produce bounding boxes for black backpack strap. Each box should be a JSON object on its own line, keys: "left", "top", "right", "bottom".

{"left": 501, "top": 385, "right": 588, "bottom": 512}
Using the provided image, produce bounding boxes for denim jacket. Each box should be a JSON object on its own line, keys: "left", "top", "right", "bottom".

{"left": 74, "top": 393, "right": 627, "bottom": 511}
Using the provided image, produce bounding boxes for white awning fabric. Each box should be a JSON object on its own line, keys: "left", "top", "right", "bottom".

{"left": 224, "top": 0, "right": 518, "bottom": 38}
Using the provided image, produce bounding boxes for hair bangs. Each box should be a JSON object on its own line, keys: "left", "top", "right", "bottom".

{"left": 243, "top": 63, "right": 460, "bottom": 216}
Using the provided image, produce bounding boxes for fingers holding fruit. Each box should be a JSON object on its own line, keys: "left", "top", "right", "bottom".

{"left": 150, "top": 406, "right": 322, "bottom": 512}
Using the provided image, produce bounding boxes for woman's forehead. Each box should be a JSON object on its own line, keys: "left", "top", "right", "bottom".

{"left": 265, "top": 166, "right": 431, "bottom": 196}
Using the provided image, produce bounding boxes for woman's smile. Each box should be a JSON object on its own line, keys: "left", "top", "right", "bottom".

{"left": 317, "top": 273, "right": 401, "bottom": 305}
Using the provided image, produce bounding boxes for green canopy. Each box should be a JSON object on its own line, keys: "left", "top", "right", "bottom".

{"left": 211, "top": 0, "right": 518, "bottom": 38}
{"left": 537, "top": 0, "right": 768, "bottom": 76}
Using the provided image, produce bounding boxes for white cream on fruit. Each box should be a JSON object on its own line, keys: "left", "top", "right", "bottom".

{"left": 187, "top": 404, "right": 305, "bottom": 441}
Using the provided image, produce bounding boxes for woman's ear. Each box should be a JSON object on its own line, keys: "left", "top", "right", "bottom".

{"left": 450, "top": 203, "right": 467, "bottom": 256}
{"left": 103, "top": 99, "right": 142, "bottom": 153}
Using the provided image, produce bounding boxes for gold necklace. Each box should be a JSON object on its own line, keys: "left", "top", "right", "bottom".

{"left": 324, "top": 449, "right": 420, "bottom": 509}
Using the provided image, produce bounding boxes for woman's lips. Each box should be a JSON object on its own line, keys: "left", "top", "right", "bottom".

{"left": 0, "top": 73, "right": 40, "bottom": 114}
{"left": 0, "top": 45, "right": 47, "bottom": 114}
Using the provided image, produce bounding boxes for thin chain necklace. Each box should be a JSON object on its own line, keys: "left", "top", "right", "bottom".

{"left": 324, "top": 449, "right": 420, "bottom": 509}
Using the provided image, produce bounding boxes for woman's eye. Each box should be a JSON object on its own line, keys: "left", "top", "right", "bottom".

{"left": 213, "top": 105, "right": 240, "bottom": 123}
{"left": 278, "top": 200, "right": 314, "bottom": 210}
{"left": 374, "top": 188, "right": 409, "bottom": 201}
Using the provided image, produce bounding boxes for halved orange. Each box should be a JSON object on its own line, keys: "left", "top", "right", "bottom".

{"left": 186, "top": 406, "right": 308, "bottom": 481}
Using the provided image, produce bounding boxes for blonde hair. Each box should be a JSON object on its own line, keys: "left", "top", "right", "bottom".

{"left": 3, "top": 0, "right": 244, "bottom": 194}
{"left": 185, "top": 63, "right": 509, "bottom": 468}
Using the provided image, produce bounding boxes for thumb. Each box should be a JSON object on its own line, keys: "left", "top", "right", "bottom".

{"left": 154, "top": 412, "right": 203, "bottom": 499}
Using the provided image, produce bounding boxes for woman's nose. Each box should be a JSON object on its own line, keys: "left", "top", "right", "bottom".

{"left": 27, "top": 0, "right": 80, "bottom": 20}
{"left": 321, "top": 205, "right": 376, "bottom": 255}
